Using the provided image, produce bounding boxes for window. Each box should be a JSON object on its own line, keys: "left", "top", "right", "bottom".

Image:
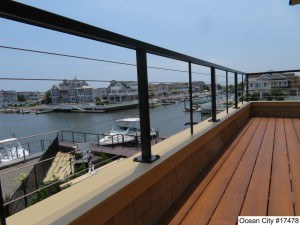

{"left": 264, "top": 83, "right": 267, "bottom": 87}
{"left": 279, "top": 82, "right": 281, "bottom": 86}
{"left": 250, "top": 83, "right": 253, "bottom": 87}
{"left": 255, "top": 83, "right": 259, "bottom": 87}
{"left": 129, "top": 127, "right": 139, "bottom": 132}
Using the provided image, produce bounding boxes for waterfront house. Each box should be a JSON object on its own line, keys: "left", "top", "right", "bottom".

{"left": 0, "top": 92, "right": 4, "bottom": 108}
{"left": 51, "top": 79, "right": 93, "bottom": 104}
{"left": 0, "top": 90, "right": 18, "bottom": 107}
{"left": 93, "top": 88, "right": 108, "bottom": 101}
{"left": 248, "top": 72, "right": 300, "bottom": 99}
{"left": 17, "top": 91, "right": 45, "bottom": 102}
{"left": 107, "top": 80, "right": 138, "bottom": 103}
{"left": 192, "top": 81, "right": 206, "bottom": 92}
{"left": 155, "top": 83, "right": 170, "bottom": 95}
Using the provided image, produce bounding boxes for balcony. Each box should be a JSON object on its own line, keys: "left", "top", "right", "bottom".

{"left": 0, "top": 1, "right": 300, "bottom": 225}
{"left": 1, "top": 101, "right": 298, "bottom": 225}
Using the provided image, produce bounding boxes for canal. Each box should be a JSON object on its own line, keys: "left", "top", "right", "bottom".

{"left": 0, "top": 102, "right": 207, "bottom": 154}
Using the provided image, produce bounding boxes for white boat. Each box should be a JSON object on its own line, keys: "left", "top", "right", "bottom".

{"left": 4, "top": 108, "right": 20, "bottom": 113}
{"left": 99, "top": 117, "right": 158, "bottom": 146}
{"left": 183, "top": 107, "right": 197, "bottom": 112}
{"left": 36, "top": 108, "right": 53, "bottom": 114}
{"left": 20, "top": 109, "right": 31, "bottom": 114}
{"left": 0, "top": 138, "right": 29, "bottom": 163}
{"left": 149, "top": 99, "right": 161, "bottom": 108}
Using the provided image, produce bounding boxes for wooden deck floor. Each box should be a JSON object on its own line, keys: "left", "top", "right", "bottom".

{"left": 159, "top": 117, "right": 300, "bottom": 225}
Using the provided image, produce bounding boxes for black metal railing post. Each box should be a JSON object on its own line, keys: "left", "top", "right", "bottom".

{"left": 34, "top": 164, "right": 39, "bottom": 190}
{"left": 246, "top": 74, "right": 249, "bottom": 100}
{"left": 42, "top": 161, "right": 46, "bottom": 177}
{"left": 136, "top": 133, "right": 139, "bottom": 149}
{"left": 133, "top": 49, "right": 159, "bottom": 163}
{"left": 209, "top": 67, "right": 219, "bottom": 122}
{"left": 188, "top": 61, "right": 193, "bottom": 134}
{"left": 27, "top": 143, "right": 31, "bottom": 154}
{"left": 61, "top": 131, "right": 64, "bottom": 141}
{"left": 15, "top": 146, "right": 18, "bottom": 159}
{"left": 41, "top": 140, "right": 45, "bottom": 151}
{"left": 0, "top": 180, "right": 6, "bottom": 225}
{"left": 97, "top": 134, "right": 100, "bottom": 147}
{"left": 23, "top": 148, "right": 26, "bottom": 162}
{"left": 69, "top": 158, "right": 73, "bottom": 175}
{"left": 242, "top": 74, "right": 244, "bottom": 104}
{"left": 234, "top": 72, "right": 239, "bottom": 108}
{"left": 22, "top": 180, "right": 27, "bottom": 207}
{"left": 72, "top": 132, "right": 75, "bottom": 143}
{"left": 226, "top": 71, "right": 229, "bottom": 114}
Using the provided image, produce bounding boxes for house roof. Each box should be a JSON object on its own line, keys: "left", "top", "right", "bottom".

{"left": 257, "top": 75, "right": 271, "bottom": 81}
{"left": 270, "top": 73, "right": 287, "bottom": 80}
{"left": 81, "top": 85, "right": 93, "bottom": 89}
{"left": 256, "top": 73, "right": 288, "bottom": 81}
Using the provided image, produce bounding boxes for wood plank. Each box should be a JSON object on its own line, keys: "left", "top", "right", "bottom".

{"left": 268, "top": 118, "right": 294, "bottom": 216}
{"left": 180, "top": 118, "right": 261, "bottom": 225}
{"left": 286, "top": 118, "right": 300, "bottom": 215}
{"left": 158, "top": 118, "right": 255, "bottom": 225}
{"left": 293, "top": 118, "right": 300, "bottom": 141}
{"left": 208, "top": 118, "right": 268, "bottom": 225}
{"left": 240, "top": 118, "right": 276, "bottom": 216}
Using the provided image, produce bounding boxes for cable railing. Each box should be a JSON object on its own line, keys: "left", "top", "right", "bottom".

{"left": 0, "top": 142, "right": 136, "bottom": 217}
{"left": 1, "top": 1, "right": 300, "bottom": 224}
{"left": 0, "top": 1, "right": 245, "bottom": 169}
{"left": 0, "top": 45, "right": 212, "bottom": 77}
{"left": 0, "top": 114, "right": 182, "bottom": 218}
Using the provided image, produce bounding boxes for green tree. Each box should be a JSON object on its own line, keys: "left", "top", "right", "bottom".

{"left": 45, "top": 90, "right": 52, "bottom": 104}
{"left": 228, "top": 85, "right": 234, "bottom": 92}
{"left": 17, "top": 95, "right": 26, "bottom": 102}
{"left": 263, "top": 92, "right": 273, "bottom": 101}
{"left": 203, "top": 85, "right": 210, "bottom": 91}
{"left": 217, "top": 83, "right": 222, "bottom": 90}
{"left": 249, "top": 92, "right": 260, "bottom": 101}
{"left": 269, "top": 88, "right": 285, "bottom": 100}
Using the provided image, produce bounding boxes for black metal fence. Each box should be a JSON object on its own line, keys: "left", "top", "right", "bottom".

{"left": 1, "top": 1, "right": 299, "bottom": 224}
{"left": 0, "top": 135, "right": 140, "bottom": 222}
{"left": 0, "top": 138, "right": 59, "bottom": 217}
{"left": 59, "top": 130, "right": 146, "bottom": 148}
{"left": 0, "top": 1, "right": 245, "bottom": 166}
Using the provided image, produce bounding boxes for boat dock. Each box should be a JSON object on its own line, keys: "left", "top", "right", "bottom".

{"left": 59, "top": 138, "right": 165, "bottom": 158}
{"left": 51, "top": 101, "right": 139, "bottom": 113}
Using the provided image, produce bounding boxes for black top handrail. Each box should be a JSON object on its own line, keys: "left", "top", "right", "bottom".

{"left": 246, "top": 69, "right": 300, "bottom": 76}
{"left": 0, "top": 0, "right": 244, "bottom": 74}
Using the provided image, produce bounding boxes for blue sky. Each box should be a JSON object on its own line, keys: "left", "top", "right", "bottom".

{"left": 0, "top": 0, "right": 299, "bottom": 91}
